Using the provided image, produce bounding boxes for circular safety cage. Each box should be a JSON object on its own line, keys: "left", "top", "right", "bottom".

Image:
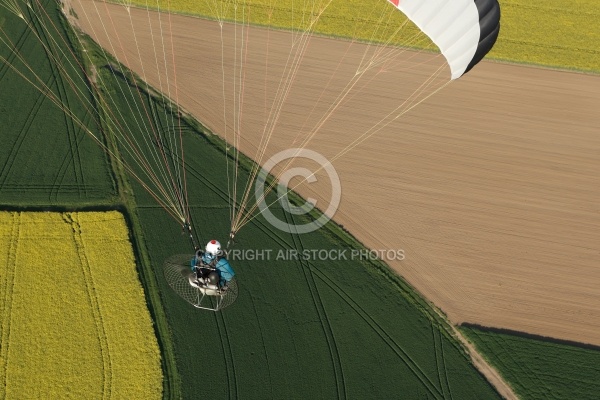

{"left": 164, "top": 254, "right": 238, "bottom": 311}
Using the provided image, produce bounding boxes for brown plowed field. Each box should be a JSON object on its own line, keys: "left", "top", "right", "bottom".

{"left": 70, "top": 0, "right": 600, "bottom": 346}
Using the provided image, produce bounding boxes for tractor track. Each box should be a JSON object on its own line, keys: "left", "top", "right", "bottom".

{"left": 0, "top": 212, "right": 21, "bottom": 392}
{"left": 438, "top": 328, "right": 454, "bottom": 400}
{"left": 432, "top": 323, "right": 454, "bottom": 400}
{"left": 0, "top": 18, "right": 33, "bottom": 81}
{"left": 0, "top": 72, "right": 51, "bottom": 192}
{"left": 310, "top": 265, "right": 445, "bottom": 399}
{"left": 248, "top": 294, "right": 276, "bottom": 398}
{"left": 26, "top": 7, "right": 86, "bottom": 202}
{"left": 242, "top": 211, "right": 443, "bottom": 398}
{"left": 212, "top": 306, "right": 239, "bottom": 399}
{"left": 101, "top": 69, "right": 459, "bottom": 400}
{"left": 158, "top": 131, "right": 453, "bottom": 399}
{"left": 68, "top": 212, "right": 114, "bottom": 399}
{"left": 284, "top": 211, "right": 347, "bottom": 399}
{"left": 27, "top": 7, "right": 73, "bottom": 203}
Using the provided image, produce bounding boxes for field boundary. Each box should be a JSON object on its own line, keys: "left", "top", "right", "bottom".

{"left": 107, "top": 0, "right": 600, "bottom": 76}
{"left": 461, "top": 323, "right": 600, "bottom": 352}
{"left": 460, "top": 323, "right": 600, "bottom": 400}
{"left": 52, "top": 9, "right": 183, "bottom": 398}
{"left": 0, "top": 203, "right": 125, "bottom": 212}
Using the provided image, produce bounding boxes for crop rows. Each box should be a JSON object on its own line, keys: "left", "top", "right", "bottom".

{"left": 0, "top": 211, "right": 162, "bottom": 399}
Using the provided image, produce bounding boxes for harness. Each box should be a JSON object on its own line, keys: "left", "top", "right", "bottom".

{"left": 192, "top": 250, "right": 233, "bottom": 293}
{"left": 195, "top": 251, "right": 221, "bottom": 269}
{"left": 194, "top": 252, "right": 222, "bottom": 284}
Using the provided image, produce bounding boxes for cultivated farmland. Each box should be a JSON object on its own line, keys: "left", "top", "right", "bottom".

{"left": 2, "top": 0, "right": 599, "bottom": 398}
{"left": 0, "top": 211, "right": 162, "bottom": 399}
{"left": 66, "top": 1, "right": 600, "bottom": 397}
{"left": 86, "top": 36, "right": 504, "bottom": 399}
{"left": 2, "top": 1, "right": 507, "bottom": 392}
{"left": 71, "top": 0, "right": 600, "bottom": 347}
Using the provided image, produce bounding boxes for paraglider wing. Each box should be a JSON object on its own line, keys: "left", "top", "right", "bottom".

{"left": 387, "top": 0, "right": 501, "bottom": 79}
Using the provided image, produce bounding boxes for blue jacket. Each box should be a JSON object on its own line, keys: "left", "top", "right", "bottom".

{"left": 192, "top": 252, "right": 235, "bottom": 284}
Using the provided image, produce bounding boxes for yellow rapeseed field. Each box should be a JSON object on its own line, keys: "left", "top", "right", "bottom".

{"left": 0, "top": 211, "right": 162, "bottom": 399}
{"left": 131, "top": 0, "right": 600, "bottom": 72}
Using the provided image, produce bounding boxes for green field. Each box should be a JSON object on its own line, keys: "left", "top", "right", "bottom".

{"left": 462, "top": 326, "right": 600, "bottom": 400}
{"left": 0, "top": 1, "right": 115, "bottom": 205}
{"left": 132, "top": 0, "right": 600, "bottom": 73}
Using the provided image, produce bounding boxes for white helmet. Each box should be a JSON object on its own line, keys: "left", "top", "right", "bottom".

{"left": 205, "top": 240, "right": 221, "bottom": 256}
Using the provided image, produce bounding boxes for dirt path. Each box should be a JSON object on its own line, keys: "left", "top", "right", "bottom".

{"left": 452, "top": 324, "right": 518, "bottom": 400}
{"left": 68, "top": 0, "right": 600, "bottom": 354}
